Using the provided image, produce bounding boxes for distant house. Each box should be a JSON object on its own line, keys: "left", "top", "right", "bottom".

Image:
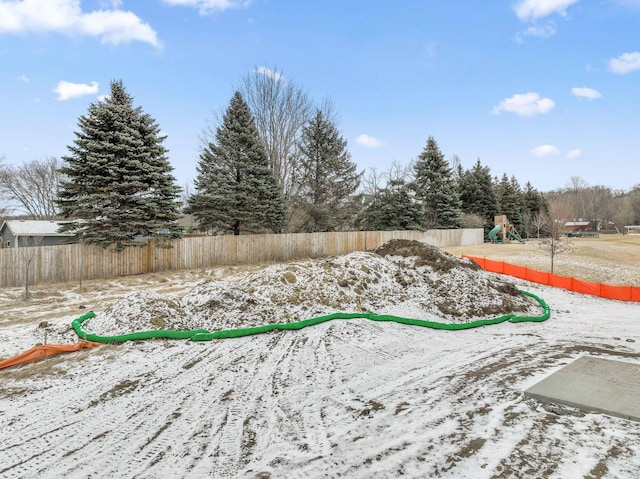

{"left": 564, "top": 221, "right": 592, "bottom": 232}
{"left": 0, "top": 220, "right": 74, "bottom": 248}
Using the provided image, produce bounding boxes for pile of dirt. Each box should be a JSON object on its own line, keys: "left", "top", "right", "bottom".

{"left": 97, "top": 291, "right": 193, "bottom": 333}
{"left": 374, "top": 239, "right": 480, "bottom": 273}
{"left": 373, "top": 239, "right": 528, "bottom": 319}
{"left": 83, "top": 240, "right": 538, "bottom": 336}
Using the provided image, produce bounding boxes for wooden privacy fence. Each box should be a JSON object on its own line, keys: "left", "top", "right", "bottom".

{"left": 0, "top": 229, "right": 483, "bottom": 289}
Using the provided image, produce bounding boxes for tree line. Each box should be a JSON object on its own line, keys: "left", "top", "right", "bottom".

{"left": 1, "top": 72, "right": 638, "bottom": 251}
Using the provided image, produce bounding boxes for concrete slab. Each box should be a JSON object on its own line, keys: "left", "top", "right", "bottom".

{"left": 525, "top": 355, "right": 640, "bottom": 422}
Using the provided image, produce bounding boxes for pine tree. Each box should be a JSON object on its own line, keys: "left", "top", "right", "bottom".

{"left": 522, "top": 181, "right": 548, "bottom": 237}
{"left": 459, "top": 159, "right": 499, "bottom": 238}
{"left": 355, "top": 179, "right": 424, "bottom": 231}
{"left": 509, "top": 175, "right": 525, "bottom": 233}
{"left": 496, "top": 173, "right": 524, "bottom": 233}
{"left": 296, "top": 110, "right": 362, "bottom": 232}
{"left": 185, "top": 91, "right": 285, "bottom": 235}
{"left": 411, "top": 136, "right": 462, "bottom": 229}
{"left": 57, "top": 80, "right": 182, "bottom": 251}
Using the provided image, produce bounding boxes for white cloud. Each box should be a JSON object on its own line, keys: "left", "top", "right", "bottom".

{"left": 566, "top": 148, "right": 582, "bottom": 159}
{"left": 53, "top": 80, "right": 99, "bottom": 101}
{"left": 100, "top": 0, "right": 123, "bottom": 7}
{"left": 491, "top": 92, "right": 555, "bottom": 116}
{"left": 356, "top": 134, "right": 383, "bottom": 148}
{"left": 571, "top": 86, "right": 601, "bottom": 99}
{"left": 521, "top": 21, "right": 557, "bottom": 38}
{"left": 608, "top": 51, "right": 640, "bottom": 74}
{"left": 256, "top": 66, "right": 284, "bottom": 82}
{"left": 162, "top": 0, "right": 250, "bottom": 15}
{"left": 17, "top": 74, "right": 29, "bottom": 82}
{"left": 0, "top": 0, "right": 161, "bottom": 49}
{"left": 513, "top": 0, "right": 580, "bottom": 22}
{"left": 531, "top": 144, "right": 560, "bottom": 157}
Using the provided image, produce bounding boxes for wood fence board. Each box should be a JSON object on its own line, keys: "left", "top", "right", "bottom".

{"left": 0, "top": 229, "right": 483, "bottom": 288}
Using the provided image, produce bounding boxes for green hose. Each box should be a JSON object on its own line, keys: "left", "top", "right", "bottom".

{"left": 71, "top": 290, "right": 550, "bottom": 343}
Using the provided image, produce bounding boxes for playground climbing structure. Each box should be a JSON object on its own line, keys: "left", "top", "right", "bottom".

{"left": 489, "top": 215, "right": 525, "bottom": 244}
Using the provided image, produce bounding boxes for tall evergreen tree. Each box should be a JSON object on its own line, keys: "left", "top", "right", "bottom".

{"left": 459, "top": 159, "right": 499, "bottom": 238}
{"left": 185, "top": 91, "right": 285, "bottom": 235}
{"left": 522, "top": 181, "right": 548, "bottom": 237}
{"left": 354, "top": 179, "right": 423, "bottom": 231}
{"left": 509, "top": 175, "right": 525, "bottom": 232}
{"left": 496, "top": 173, "right": 524, "bottom": 234}
{"left": 411, "top": 136, "right": 462, "bottom": 229}
{"left": 57, "top": 80, "right": 182, "bottom": 250}
{"left": 295, "top": 109, "right": 362, "bottom": 232}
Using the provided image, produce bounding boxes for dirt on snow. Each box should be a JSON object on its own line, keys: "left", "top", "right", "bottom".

{"left": 1, "top": 237, "right": 639, "bottom": 479}
{"left": 82, "top": 240, "right": 537, "bottom": 336}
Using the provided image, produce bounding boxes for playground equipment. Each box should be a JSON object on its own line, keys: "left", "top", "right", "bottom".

{"left": 489, "top": 215, "right": 525, "bottom": 244}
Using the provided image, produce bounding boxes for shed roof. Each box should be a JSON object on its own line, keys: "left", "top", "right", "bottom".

{"left": 1, "top": 220, "right": 74, "bottom": 237}
{"left": 564, "top": 221, "right": 591, "bottom": 227}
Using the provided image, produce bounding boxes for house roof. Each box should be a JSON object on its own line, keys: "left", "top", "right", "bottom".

{"left": 564, "top": 221, "right": 591, "bottom": 227}
{"left": 0, "top": 220, "right": 74, "bottom": 237}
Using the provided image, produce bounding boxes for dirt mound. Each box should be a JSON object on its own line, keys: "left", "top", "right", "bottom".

{"left": 374, "top": 239, "right": 479, "bottom": 273}
{"left": 84, "top": 241, "right": 538, "bottom": 336}
{"left": 85, "top": 291, "right": 191, "bottom": 335}
{"left": 372, "top": 239, "right": 525, "bottom": 318}
{"left": 182, "top": 280, "right": 280, "bottom": 330}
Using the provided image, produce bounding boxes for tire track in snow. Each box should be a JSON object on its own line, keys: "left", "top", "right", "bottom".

{"left": 2, "top": 303, "right": 640, "bottom": 478}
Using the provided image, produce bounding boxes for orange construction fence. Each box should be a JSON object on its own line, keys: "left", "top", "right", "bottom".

{"left": 0, "top": 341, "right": 102, "bottom": 370}
{"left": 464, "top": 256, "right": 640, "bottom": 302}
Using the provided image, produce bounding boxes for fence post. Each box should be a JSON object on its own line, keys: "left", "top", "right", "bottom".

{"left": 0, "top": 229, "right": 484, "bottom": 288}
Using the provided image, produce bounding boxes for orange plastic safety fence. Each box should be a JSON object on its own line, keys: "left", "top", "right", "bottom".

{"left": 0, "top": 341, "right": 102, "bottom": 370}
{"left": 464, "top": 255, "right": 640, "bottom": 302}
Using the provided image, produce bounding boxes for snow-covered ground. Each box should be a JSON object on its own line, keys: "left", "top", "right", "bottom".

{"left": 1, "top": 242, "right": 639, "bottom": 478}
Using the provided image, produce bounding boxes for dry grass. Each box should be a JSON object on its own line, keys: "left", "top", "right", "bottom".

{"left": 442, "top": 234, "right": 640, "bottom": 286}
{"left": 0, "top": 264, "right": 273, "bottom": 328}
{"left": 2, "top": 236, "right": 638, "bottom": 331}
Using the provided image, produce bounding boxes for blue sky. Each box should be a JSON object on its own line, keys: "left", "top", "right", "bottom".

{"left": 1, "top": 0, "right": 639, "bottom": 193}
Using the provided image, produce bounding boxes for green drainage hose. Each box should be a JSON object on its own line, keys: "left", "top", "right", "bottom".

{"left": 71, "top": 290, "right": 550, "bottom": 344}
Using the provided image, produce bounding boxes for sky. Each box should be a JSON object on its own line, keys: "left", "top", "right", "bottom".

{"left": 1, "top": 0, "right": 639, "bottom": 194}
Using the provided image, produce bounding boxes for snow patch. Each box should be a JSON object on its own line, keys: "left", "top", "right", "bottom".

{"left": 84, "top": 241, "right": 538, "bottom": 336}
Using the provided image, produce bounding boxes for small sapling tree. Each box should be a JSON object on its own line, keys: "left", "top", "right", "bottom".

{"left": 538, "top": 202, "right": 573, "bottom": 273}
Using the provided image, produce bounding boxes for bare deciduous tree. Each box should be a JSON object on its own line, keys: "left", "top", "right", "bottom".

{"left": 531, "top": 211, "right": 548, "bottom": 238}
{"left": 16, "top": 233, "right": 44, "bottom": 300}
{"left": 181, "top": 179, "right": 193, "bottom": 209}
{"left": 361, "top": 167, "right": 384, "bottom": 197}
{"left": 240, "top": 66, "right": 313, "bottom": 200}
{"left": 384, "top": 159, "right": 413, "bottom": 185}
{"left": 0, "top": 155, "right": 11, "bottom": 217}
{"left": 0, "top": 156, "right": 63, "bottom": 219}
{"left": 586, "top": 185, "right": 615, "bottom": 231}
{"left": 566, "top": 175, "right": 588, "bottom": 220}
{"left": 612, "top": 187, "right": 640, "bottom": 230}
{"left": 461, "top": 212, "right": 485, "bottom": 228}
{"left": 538, "top": 200, "right": 573, "bottom": 273}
